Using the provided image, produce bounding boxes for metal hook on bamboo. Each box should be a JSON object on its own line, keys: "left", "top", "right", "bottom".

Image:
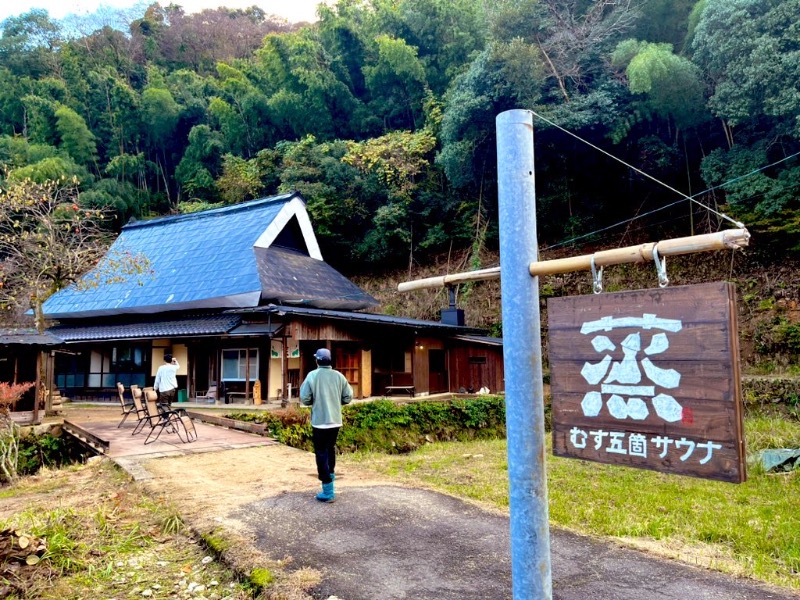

{"left": 652, "top": 244, "right": 668, "bottom": 288}
{"left": 590, "top": 256, "right": 603, "bottom": 294}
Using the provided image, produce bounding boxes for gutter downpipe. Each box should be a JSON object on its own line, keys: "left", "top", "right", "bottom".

{"left": 496, "top": 109, "right": 552, "bottom": 599}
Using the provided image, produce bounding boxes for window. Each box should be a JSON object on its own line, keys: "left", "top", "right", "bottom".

{"left": 112, "top": 346, "right": 143, "bottom": 369}
{"left": 373, "top": 347, "right": 410, "bottom": 373}
{"left": 55, "top": 343, "right": 148, "bottom": 390}
{"left": 222, "top": 349, "right": 259, "bottom": 381}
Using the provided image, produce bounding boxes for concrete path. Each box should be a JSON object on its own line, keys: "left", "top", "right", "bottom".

{"left": 236, "top": 483, "right": 798, "bottom": 600}
{"left": 63, "top": 405, "right": 800, "bottom": 600}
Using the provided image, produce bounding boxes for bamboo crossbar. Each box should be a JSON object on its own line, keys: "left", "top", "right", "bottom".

{"left": 397, "top": 228, "right": 750, "bottom": 292}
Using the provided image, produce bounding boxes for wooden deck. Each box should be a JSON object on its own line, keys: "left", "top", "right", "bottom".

{"left": 61, "top": 405, "right": 276, "bottom": 459}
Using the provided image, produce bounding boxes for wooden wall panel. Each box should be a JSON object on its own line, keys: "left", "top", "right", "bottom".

{"left": 288, "top": 320, "right": 362, "bottom": 342}
{"left": 448, "top": 345, "right": 504, "bottom": 393}
{"left": 361, "top": 350, "right": 372, "bottom": 398}
{"left": 413, "top": 343, "right": 430, "bottom": 394}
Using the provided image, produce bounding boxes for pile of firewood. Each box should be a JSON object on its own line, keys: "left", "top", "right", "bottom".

{"left": 0, "top": 528, "right": 47, "bottom": 596}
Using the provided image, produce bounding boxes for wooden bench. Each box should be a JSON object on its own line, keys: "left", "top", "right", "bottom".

{"left": 385, "top": 385, "right": 415, "bottom": 398}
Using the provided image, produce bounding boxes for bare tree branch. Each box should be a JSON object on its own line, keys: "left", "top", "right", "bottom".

{"left": 0, "top": 178, "right": 151, "bottom": 331}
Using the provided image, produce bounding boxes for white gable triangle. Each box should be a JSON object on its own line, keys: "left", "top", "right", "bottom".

{"left": 253, "top": 196, "right": 323, "bottom": 260}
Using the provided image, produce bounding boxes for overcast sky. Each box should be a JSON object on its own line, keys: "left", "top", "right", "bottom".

{"left": 0, "top": 0, "right": 327, "bottom": 24}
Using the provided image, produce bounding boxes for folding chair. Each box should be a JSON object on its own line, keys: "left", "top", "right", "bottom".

{"left": 130, "top": 386, "right": 152, "bottom": 436}
{"left": 195, "top": 385, "right": 217, "bottom": 404}
{"left": 116, "top": 382, "right": 136, "bottom": 428}
{"left": 141, "top": 387, "right": 198, "bottom": 445}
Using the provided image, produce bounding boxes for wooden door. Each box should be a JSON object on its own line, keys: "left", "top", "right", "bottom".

{"left": 334, "top": 345, "right": 360, "bottom": 398}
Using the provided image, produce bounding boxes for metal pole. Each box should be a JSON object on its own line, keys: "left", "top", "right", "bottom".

{"left": 496, "top": 109, "right": 552, "bottom": 599}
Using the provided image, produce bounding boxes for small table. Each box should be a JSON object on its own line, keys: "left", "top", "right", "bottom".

{"left": 385, "top": 385, "right": 415, "bottom": 398}
{"left": 226, "top": 392, "right": 252, "bottom": 404}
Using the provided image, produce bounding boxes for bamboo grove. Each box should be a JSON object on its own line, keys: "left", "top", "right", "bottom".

{"left": 0, "top": 0, "right": 798, "bottom": 274}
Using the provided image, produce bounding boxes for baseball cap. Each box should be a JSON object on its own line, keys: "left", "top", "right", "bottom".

{"left": 314, "top": 348, "right": 331, "bottom": 361}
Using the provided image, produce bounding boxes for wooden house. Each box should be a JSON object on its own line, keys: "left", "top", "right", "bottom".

{"left": 0, "top": 329, "right": 63, "bottom": 422}
{"left": 42, "top": 193, "right": 504, "bottom": 404}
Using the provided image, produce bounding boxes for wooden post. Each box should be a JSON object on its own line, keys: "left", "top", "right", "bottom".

{"left": 35, "top": 351, "right": 43, "bottom": 419}
{"left": 33, "top": 354, "right": 40, "bottom": 424}
{"left": 282, "top": 336, "right": 289, "bottom": 405}
{"left": 244, "top": 348, "right": 251, "bottom": 402}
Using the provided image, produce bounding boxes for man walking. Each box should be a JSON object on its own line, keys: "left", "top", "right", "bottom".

{"left": 154, "top": 353, "right": 179, "bottom": 408}
{"left": 300, "top": 347, "right": 353, "bottom": 502}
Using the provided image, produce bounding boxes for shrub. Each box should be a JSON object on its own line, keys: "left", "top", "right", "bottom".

{"left": 0, "top": 382, "right": 35, "bottom": 413}
{"left": 229, "top": 396, "right": 507, "bottom": 454}
{"left": 17, "top": 432, "right": 86, "bottom": 476}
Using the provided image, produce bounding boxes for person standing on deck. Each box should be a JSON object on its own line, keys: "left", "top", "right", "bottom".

{"left": 154, "top": 354, "right": 179, "bottom": 408}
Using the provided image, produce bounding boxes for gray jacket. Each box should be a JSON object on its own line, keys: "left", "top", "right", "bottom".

{"left": 300, "top": 366, "right": 353, "bottom": 427}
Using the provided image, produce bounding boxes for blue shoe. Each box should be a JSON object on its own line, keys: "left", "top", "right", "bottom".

{"left": 316, "top": 481, "right": 335, "bottom": 503}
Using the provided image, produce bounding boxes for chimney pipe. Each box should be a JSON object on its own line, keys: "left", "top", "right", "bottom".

{"left": 441, "top": 285, "right": 465, "bottom": 326}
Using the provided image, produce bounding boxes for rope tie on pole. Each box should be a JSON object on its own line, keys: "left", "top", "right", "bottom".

{"left": 652, "top": 244, "right": 668, "bottom": 288}
{"left": 590, "top": 256, "right": 603, "bottom": 294}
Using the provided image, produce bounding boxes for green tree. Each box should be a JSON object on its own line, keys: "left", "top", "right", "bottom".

{"left": 104, "top": 152, "right": 154, "bottom": 216}
{"left": 0, "top": 10, "right": 61, "bottom": 79}
{"left": 629, "top": 0, "right": 695, "bottom": 48}
{"left": 277, "top": 136, "right": 386, "bottom": 264}
{"left": 79, "top": 177, "right": 141, "bottom": 225}
{"left": 370, "top": 0, "right": 488, "bottom": 96}
{"left": 216, "top": 148, "right": 281, "bottom": 205}
{"left": 692, "top": 0, "right": 800, "bottom": 139}
{"left": 0, "top": 135, "right": 58, "bottom": 172}
{"left": 20, "top": 94, "right": 58, "bottom": 146}
{"left": 317, "top": 0, "right": 370, "bottom": 98}
{"left": 691, "top": 0, "right": 800, "bottom": 246}
{"left": 254, "top": 30, "right": 364, "bottom": 140}
{"left": 82, "top": 68, "right": 141, "bottom": 162}
{"left": 6, "top": 156, "right": 89, "bottom": 184}
{"left": 612, "top": 41, "right": 706, "bottom": 130}
{"left": 54, "top": 105, "right": 97, "bottom": 166}
{"left": 140, "top": 82, "right": 180, "bottom": 202}
{"left": 438, "top": 43, "right": 545, "bottom": 189}
{"left": 175, "top": 124, "right": 223, "bottom": 200}
{"left": 363, "top": 35, "right": 428, "bottom": 130}
{"left": 209, "top": 62, "right": 272, "bottom": 156}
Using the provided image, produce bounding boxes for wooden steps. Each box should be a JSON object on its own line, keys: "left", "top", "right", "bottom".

{"left": 62, "top": 420, "right": 110, "bottom": 455}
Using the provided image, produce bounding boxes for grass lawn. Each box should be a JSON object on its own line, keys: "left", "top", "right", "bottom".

{"left": 341, "top": 414, "right": 800, "bottom": 591}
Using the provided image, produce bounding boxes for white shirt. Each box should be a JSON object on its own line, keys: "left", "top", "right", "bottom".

{"left": 154, "top": 360, "right": 179, "bottom": 392}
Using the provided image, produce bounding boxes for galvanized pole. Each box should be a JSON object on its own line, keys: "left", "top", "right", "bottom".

{"left": 496, "top": 109, "right": 552, "bottom": 599}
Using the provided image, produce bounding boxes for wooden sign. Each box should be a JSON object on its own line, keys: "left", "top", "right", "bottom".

{"left": 548, "top": 282, "right": 746, "bottom": 483}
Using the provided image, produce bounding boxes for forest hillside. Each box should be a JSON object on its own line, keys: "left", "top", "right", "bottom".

{"left": 357, "top": 245, "right": 800, "bottom": 377}
{"left": 0, "top": 0, "right": 798, "bottom": 345}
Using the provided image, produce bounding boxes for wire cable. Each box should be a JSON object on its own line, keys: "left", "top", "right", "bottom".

{"left": 528, "top": 109, "right": 800, "bottom": 251}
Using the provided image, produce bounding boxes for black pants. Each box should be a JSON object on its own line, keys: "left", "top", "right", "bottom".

{"left": 158, "top": 388, "right": 176, "bottom": 408}
{"left": 312, "top": 426, "right": 340, "bottom": 484}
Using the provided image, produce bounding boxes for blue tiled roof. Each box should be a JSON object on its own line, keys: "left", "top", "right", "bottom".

{"left": 42, "top": 193, "right": 298, "bottom": 318}
{"left": 49, "top": 315, "right": 242, "bottom": 342}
